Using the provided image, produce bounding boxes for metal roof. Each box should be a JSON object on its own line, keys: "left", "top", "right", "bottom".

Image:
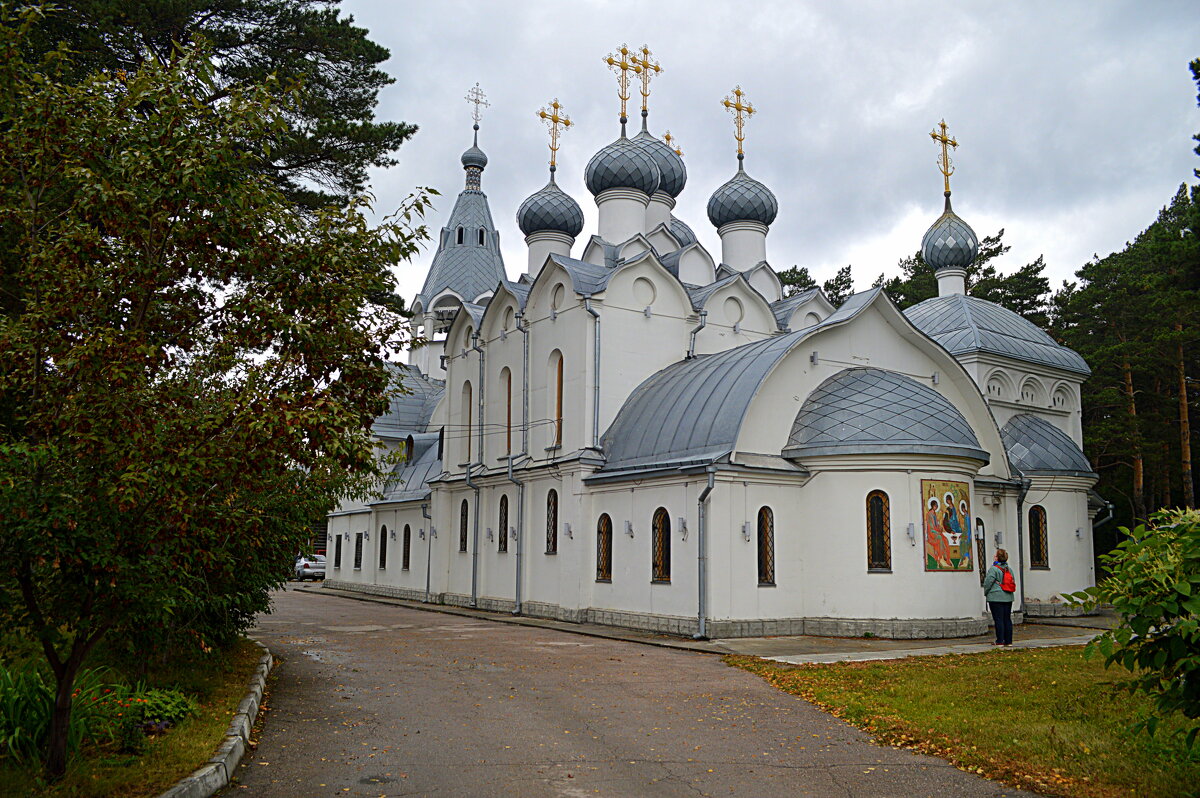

{"left": 372, "top": 364, "right": 444, "bottom": 437}
{"left": 770, "top": 288, "right": 821, "bottom": 330}
{"left": 380, "top": 433, "right": 442, "bottom": 503}
{"left": 783, "top": 368, "right": 989, "bottom": 462}
{"left": 669, "top": 216, "right": 698, "bottom": 248}
{"left": 416, "top": 186, "right": 507, "bottom": 309}
{"left": 584, "top": 132, "right": 661, "bottom": 196}
{"left": 921, "top": 197, "right": 979, "bottom": 270}
{"left": 633, "top": 127, "right": 687, "bottom": 198}
{"left": 1002, "top": 413, "right": 1095, "bottom": 477}
{"left": 904, "top": 294, "right": 1090, "bottom": 375}
{"left": 516, "top": 172, "right": 584, "bottom": 237}
{"left": 706, "top": 159, "right": 778, "bottom": 228}
{"left": 684, "top": 273, "right": 742, "bottom": 311}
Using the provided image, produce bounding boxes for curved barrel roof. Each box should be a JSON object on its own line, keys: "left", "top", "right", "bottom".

{"left": 1001, "top": 413, "right": 1095, "bottom": 477}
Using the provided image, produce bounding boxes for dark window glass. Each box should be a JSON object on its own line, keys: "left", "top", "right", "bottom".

{"left": 757, "top": 507, "right": 775, "bottom": 585}
{"left": 1030, "top": 505, "right": 1049, "bottom": 568}
{"left": 652, "top": 508, "right": 671, "bottom": 582}
{"left": 379, "top": 525, "right": 387, "bottom": 569}
{"left": 334, "top": 535, "right": 342, "bottom": 568}
{"left": 456, "top": 226, "right": 464, "bottom": 244}
{"left": 867, "top": 491, "right": 891, "bottom": 571}
{"left": 596, "top": 514, "right": 613, "bottom": 582}
{"left": 546, "top": 490, "right": 558, "bottom": 554}
{"left": 402, "top": 524, "right": 411, "bottom": 570}
{"left": 478, "top": 228, "right": 485, "bottom": 245}
{"left": 354, "top": 532, "right": 363, "bottom": 569}
{"left": 498, "top": 495, "right": 509, "bottom": 553}
{"left": 460, "top": 500, "right": 469, "bottom": 553}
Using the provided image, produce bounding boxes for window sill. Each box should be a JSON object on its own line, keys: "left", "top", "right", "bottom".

{"left": 401, "top": 567, "right": 410, "bottom": 571}
{"left": 544, "top": 445, "right": 562, "bottom": 453}
{"left": 867, "top": 568, "right": 893, "bottom": 574}
{"left": 758, "top": 581, "right": 777, "bottom": 587}
{"left": 596, "top": 578, "right": 612, "bottom": 584}
{"left": 651, "top": 579, "right": 671, "bottom": 585}
{"left": 1030, "top": 565, "right": 1051, "bottom": 570}
{"left": 545, "top": 550, "right": 557, "bottom": 556}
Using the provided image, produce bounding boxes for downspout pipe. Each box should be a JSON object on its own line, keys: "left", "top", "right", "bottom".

{"left": 687, "top": 310, "right": 708, "bottom": 360}
{"left": 421, "top": 502, "right": 433, "bottom": 603}
{"left": 582, "top": 297, "right": 601, "bottom": 450}
{"left": 468, "top": 332, "right": 485, "bottom": 609}
{"left": 506, "top": 455, "right": 527, "bottom": 615}
{"left": 514, "top": 311, "right": 530, "bottom": 612}
{"left": 1015, "top": 477, "right": 1031, "bottom": 617}
{"left": 693, "top": 465, "right": 717, "bottom": 640}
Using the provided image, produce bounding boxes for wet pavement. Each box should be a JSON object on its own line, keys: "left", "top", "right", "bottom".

{"left": 227, "top": 586, "right": 1040, "bottom": 797}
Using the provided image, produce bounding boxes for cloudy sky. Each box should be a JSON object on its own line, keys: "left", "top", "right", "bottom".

{"left": 340, "top": 0, "right": 1200, "bottom": 300}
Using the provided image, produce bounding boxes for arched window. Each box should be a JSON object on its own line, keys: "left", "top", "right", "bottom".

{"left": 498, "top": 495, "right": 509, "bottom": 553}
{"left": 354, "top": 532, "right": 363, "bottom": 569}
{"left": 456, "top": 226, "right": 464, "bottom": 245}
{"left": 378, "top": 525, "right": 388, "bottom": 569}
{"left": 404, "top": 435, "right": 415, "bottom": 462}
{"left": 975, "top": 519, "right": 986, "bottom": 585}
{"left": 596, "top": 513, "right": 613, "bottom": 582}
{"left": 757, "top": 507, "right": 775, "bottom": 585}
{"left": 501, "top": 367, "right": 513, "bottom": 455}
{"left": 333, "top": 535, "right": 343, "bottom": 569}
{"left": 1029, "top": 505, "right": 1049, "bottom": 568}
{"left": 545, "top": 489, "right": 558, "bottom": 554}
{"left": 477, "top": 228, "right": 486, "bottom": 246}
{"left": 549, "top": 351, "right": 564, "bottom": 447}
{"left": 402, "top": 524, "right": 411, "bottom": 570}
{"left": 462, "top": 381, "right": 473, "bottom": 462}
{"left": 459, "top": 499, "right": 469, "bottom": 553}
{"left": 866, "top": 490, "right": 891, "bottom": 571}
{"left": 651, "top": 508, "right": 671, "bottom": 583}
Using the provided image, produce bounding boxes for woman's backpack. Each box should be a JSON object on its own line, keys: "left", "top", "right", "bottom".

{"left": 1000, "top": 566, "right": 1016, "bottom": 593}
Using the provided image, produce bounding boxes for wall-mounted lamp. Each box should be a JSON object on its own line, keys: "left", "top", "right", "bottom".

{"left": 732, "top": 323, "right": 741, "bottom": 334}
{"left": 625, "top": 520, "right": 634, "bottom": 538}
{"left": 974, "top": 519, "right": 985, "bottom": 541}
{"left": 1075, "top": 527, "right": 1083, "bottom": 539}
{"left": 643, "top": 306, "right": 653, "bottom": 318}
{"left": 678, "top": 517, "right": 688, "bottom": 540}
{"left": 390, "top": 528, "right": 397, "bottom": 540}
{"left": 486, "top": 527, "right": 494, "bottom": 541}
{"left": 564, "top": 522, "right": 573, "bottom": 539}
{"left": 429, "top": 526, "right": 437, "bottom": 539}
{"left": 906, "top": 522, "right": 916, "bottom": 545}
{"left": 419, "top": 528, "right": 425, "bottom": 540}
{"left": 344, "top": 531, "right": 352, "bottom": 539}
{"left": 363, "top": 530, "right": 370, "bottom": 540}
{"left": 550, "top": 309, "right": 558, "bottom": 321}
{"left": 994, "top": 530, "right": 1003, "bottom": 547}
{"left": 742, "top": 522, "right": 752, "bottom": 542}
{"left": 810, "top": 351, "right": 819, "bottom": 366}
{"left": 931, "top": 371, "right": 940, "bottom": 385}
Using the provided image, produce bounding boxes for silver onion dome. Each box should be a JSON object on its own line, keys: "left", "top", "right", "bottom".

{"left": 707, "top": 155, "right": 778, "bottom": 228}
{"left": 516, "top": 168, "right": 585, "bottom": 237}
{"left": 921, "top": 195, "right": 979, "bottom": 270}
{"left": 584, "top": 128, "right": 661, "bottom": 197}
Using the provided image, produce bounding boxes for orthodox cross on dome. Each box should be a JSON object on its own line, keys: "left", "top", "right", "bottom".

{"left": 930, "top": 118, "right": 958, "bottom": 196}
{"left": 465, "top": 83, "right": 489, "bottom": 124}
{"left": 605, "top": 44, "right": 642, "bottom": 123}
{"left": 537, "top": 98, "right": 573, "bottom": 170}
{"left": 631, "top": 44, "right": 661, "bottom": 114}
{"left": 722, "top": 86, "right": 755, "bottom": 158}
{"left": 663, "top": 130, "right": 682, "bottom": 157}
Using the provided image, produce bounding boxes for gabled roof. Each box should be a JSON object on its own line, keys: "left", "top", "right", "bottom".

{"left": 380, "top": 434, "right": 442, "bottom": 503}
{"left": 684, "top": 272, "right": 742, "bottom": 311}
{"left": 1002, "top": 414, "right": 1095, "bottom": 478}
{"left": 783, "top": 368, "right": 989, "bottom": 463}
{"left": 373, "top": 364, "right": 444, "bottom": 438}
{"left": 905, "top": 294, "right": 1089, "bottom": 375}
{"left": 770, "top": 288, "right": 822, "bottom": 330}
{"left": 416, "top": 188, "right": 507, "bottom": 309}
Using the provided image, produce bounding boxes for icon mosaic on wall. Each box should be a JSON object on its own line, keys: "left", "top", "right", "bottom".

{"left": 921, "top": 479, "right": 973, "bottom": 571}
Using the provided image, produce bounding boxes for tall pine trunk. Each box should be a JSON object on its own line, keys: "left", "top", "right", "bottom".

{"left": 1123, "top": 358, "right": 1147, "bottom": 520}
{"left": 1179, "top": 333, "right": 1194, "bottom": 509}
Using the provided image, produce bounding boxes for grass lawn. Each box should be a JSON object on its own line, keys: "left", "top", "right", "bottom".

{"left": 728, "top": 647, "right": 1200, "bottom": 798}
{"left": 0, "top": 637, "right": 262, "bottom": 798}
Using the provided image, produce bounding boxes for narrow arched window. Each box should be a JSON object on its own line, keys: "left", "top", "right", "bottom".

{"left": 459, "top": 499, "right": 469, "bottom": 553}
{"left": 402, "top": 524, "right": 411, "bottom": 570}
{"left": 651, "top": 508, "right": 671, "bottom": 583}
{"left": 462, "top": 381, "right": 473, "bottom": 463}
{"left": 354, "top": 532, "right": 363, "bottom": 569}
{"left": 548, "top": 351, "right": 564, "bottom": 447}
{"left": 757, "top": 507, "right": 775, "bottom": 585}
{"left": 866, "top": 490, "right": 891, "bottom": 571}
{"left": 546, "top": 489, "right": 558, "bottom": 554}
{"left": 498, "top": 495, "right": 509, "bottom": 553}
{"left": 1029, "top": 505, "right": 1049, "bottom": 568}
{"left": 502, "top": 367, "right": 512, "bottom": 455}
{"left": 456, "top": 226, "right": 464, "bottom": 245}
{"left": 334, "top": 534, "right": 343, "bottom": 568}
{"left": 477, "top": 228, "right": 486, "bottom": 246}
{"left": 379, "top": 525, "right": 388, "bottom": 569}
{"left": 596, "top": 513, "right": 613, "bottom": 582}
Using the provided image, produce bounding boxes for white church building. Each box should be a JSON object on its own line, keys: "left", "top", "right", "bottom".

{"left": 325, "top": 57, "right": 1100, "bottom": 639}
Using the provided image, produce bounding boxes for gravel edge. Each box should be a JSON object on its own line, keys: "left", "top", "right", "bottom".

{"left": 155, "top": 640, "right": 273, "bottom": 798}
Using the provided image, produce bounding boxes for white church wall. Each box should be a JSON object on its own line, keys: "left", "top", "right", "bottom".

{"left": 676, "top": 245, "right": 716, "bottom": 286}
{"left": 1021, "top": 477, "right": 1095, "bottom": 604}
{"left": 692, "top": 281, "right": 775, "bottom": 356}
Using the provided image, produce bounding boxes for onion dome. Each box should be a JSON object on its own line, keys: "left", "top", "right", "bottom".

{"left": 706, "top": 155, "right": 778, "bottom": 228}
{"left": 921, "top": 194, "right": 978, "bottom": 270}
{"left": 668, "top": 215, "right": 698, "bottom": 247}
{"left": 516, "top": 167, "right": 584, "bottom": 237}
{"left": 632, "top": 116, "right": 686, "bottom": 198}
{"left": 461, "top": 144, "right": 488, "bottom": 170}
{"left": 585, "top": 130, "right": 661, "bottom": 197}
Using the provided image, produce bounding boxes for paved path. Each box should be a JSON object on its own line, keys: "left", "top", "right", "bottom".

{"left": 229, "top": 586, "right": 1036, "bottom": 797}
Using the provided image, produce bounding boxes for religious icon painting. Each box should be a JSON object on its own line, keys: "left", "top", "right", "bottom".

{"left": 921, "top": 479, "right": 973, "bottom": 572}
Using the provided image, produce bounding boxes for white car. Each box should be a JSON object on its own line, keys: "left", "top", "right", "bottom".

{"left": 294, "top": 555, "right": 326, "bottom": 581}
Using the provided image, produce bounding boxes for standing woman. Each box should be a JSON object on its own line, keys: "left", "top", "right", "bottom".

{"left": 982, "top": 548, "right": 1016, "bottom": 645}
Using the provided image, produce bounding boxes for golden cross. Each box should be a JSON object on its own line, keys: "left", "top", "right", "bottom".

{"left": 631, "top": 44, "right": 662, "bottom": 113}
{"left": 722, "top": 86, "right": 755, "bottom": 156}
{"left": 605, "top": 44, "right": 642, "bottom": 121}
{"left": 537, "top": 99, "right": 573, "bottom": 169}
{"left": 465, "top": 82, "right": 489, "bottom": 124}
{"left": 663, "top": 130, "right": 682, "bottom": 157}
{"left": 930, "top": 118, "right": 958, "bottom": 194}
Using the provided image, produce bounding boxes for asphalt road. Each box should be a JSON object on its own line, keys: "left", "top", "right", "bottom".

{"left": 228, "top": 586, "right": 1035, "bottom": 797}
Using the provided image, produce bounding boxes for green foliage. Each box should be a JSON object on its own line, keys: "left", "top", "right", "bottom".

{"left": 776, "top": 265, "right": 818, "bottom": 298}
{"left": 1071, "top": 509, "right": 1200, "bottom": 748}
{"left": 0, "top": 4, "right": 428, "bottom": 777}
{"left": 821, "top": 265, "right": 854, "bottom": 306}
{"left": 20, "top": 0, "right": 416, "bottom": 209}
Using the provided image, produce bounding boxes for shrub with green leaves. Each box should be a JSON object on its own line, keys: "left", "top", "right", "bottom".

{"left": 1070, "top": 508, "right": 1200, "bottom": 747}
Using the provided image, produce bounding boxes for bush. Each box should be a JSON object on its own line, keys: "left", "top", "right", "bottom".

{"left": 1070, "top": 508, "right": 1200, "bottom": 747}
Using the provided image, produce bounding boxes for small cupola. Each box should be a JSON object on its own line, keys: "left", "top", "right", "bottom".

{"left": 920, "top": 119, "right": 979, "bottom": 296}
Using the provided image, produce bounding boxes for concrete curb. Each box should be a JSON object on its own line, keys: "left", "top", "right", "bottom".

{"left": 765, "top": 632, "right": 1100, "bottom": 665}
{"left": 156, "top": 640, "right": 273, "bottom": 798}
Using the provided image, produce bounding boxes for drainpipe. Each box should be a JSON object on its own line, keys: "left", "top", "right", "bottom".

{"left": 1015, "top": 477, "right": 1031, "bottom": 617}
{"left": 421, "top": 502, "right": 433, "bottom": 603}
{"left": 468, "top": 332, "right": 486, "bottom": 609}
{"left": 693, "top": 465, "right": 717, "bottom": 640}
{"left": 506, "top": 455, "right": 526, "bottom": 615}
{"left": 582, "top": 297, "right": 601, "bottom": 450}
{"left": 687, "top": 310, "right": 708, "bottom": 360}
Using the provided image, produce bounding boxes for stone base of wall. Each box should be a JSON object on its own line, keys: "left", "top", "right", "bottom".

{"left": 323, "top": 582, "right": 991, "bottom": 640}
{"left": 1024, "top": 600, "right": 1096, "bottom": 618}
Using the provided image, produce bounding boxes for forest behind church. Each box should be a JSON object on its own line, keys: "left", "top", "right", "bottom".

{"left": 781, "top": 60, "right": 1200, "bottom": 542}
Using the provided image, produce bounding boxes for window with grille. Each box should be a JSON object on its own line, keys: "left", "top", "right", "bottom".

{"left": 502, "top": 368, "right": 512, "bottom": 454}
{"left": 462, "top": 381, "right": 473, "bottom": 462}
{"left": 498, "top": 495, "right": 509, "bottom": 553}
{"left": 757, "top": 507, "right": 775, "bottom": 585}
{"left": 353, "top": 532, "right": 363, "bottom": 569}
{"left": 546, "top": 489, "right": 558, "bottom": 554}
{"left": 866, "top": 490, "right": 891, "bottom": 571}
{"left": 459, "top": 499, "right": 469, "bottom": 553}
{"left": 652, "top": 508, "right": 671, "bottom": 583}
{"left": 596, "top": 514, "right": 613, "bottom": 582}
{"left": 334, "top": 535, "right": 342, "bottom": 568}
{"left": 1029, "top": 505, "right": 1049, "bottom": 568}
{"left": 379, "top": 525, "right": 387, "bottom": 569}
{"left": 402, "top": 524, "right": 411, "bottom": 570}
